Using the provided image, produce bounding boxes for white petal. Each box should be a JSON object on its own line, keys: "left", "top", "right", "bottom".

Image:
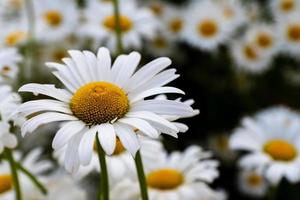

{"left": 97, "top": 47, "right": 111, "bottom": 81}
{"left": 62, "top": 58, "right": 85, "bottom": 86}
{"left": 119, "top": 118, "right": 159, "bottom": 138}
{"left": 78, "top": 127, "right": 97, "bottom": 165}
{"left": 97, "top": 123, "right": 116, "bottom": 155}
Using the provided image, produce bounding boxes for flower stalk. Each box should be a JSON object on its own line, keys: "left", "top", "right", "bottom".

{"left": 135, "top": 151, "right": 149, "bottom": 200}
{"left": 112, "top": 0, "right": 124, "bottom": 54}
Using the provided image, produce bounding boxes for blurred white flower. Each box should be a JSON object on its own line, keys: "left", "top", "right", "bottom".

{"left": 15, "top": 47, "right": 194, "bottom": 173}
{"left": 270, "top": 0, "right": 300, "bottom": 19}
{"left": 230, "top": 107, "right": 300, "bottom": 185}
{"left": 147, "top": 33, "right": 174, "bottom": 56}
{"left": 0, "top": 48, "right": 22, "bottom": 82}
{"left": 0, "top": 21, "right": 28, "bottom": 47}
{"left": 238, "top": 169, "right": 268, "bottom": 198}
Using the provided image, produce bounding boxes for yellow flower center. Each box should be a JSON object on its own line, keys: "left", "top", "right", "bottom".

{"left": 153, "top": 37, "right": 167, "bottom": 49}
{"left": 1, "top": 66, "right": 11, "bottom": 77}
{"left": 113, "top": 138, "right": 126, "bottom": 155}
{"left": 5, "top": 31, "right": 26, "bottom": 46}
{"left": 216, "top": 135, "right": 229, "bottom": 150}
{"left": 0, "top": 174, "right": 13, "bottom": 194}
{"left": 280, "top": 0, "right": 295, "bottom": 12}
{"left": 147, "top": 168, "right": 184, "bottom": 190}
{"left": 223, "top": 6, "right": 235, "bottom": 19}
{"left": 169, "top": 18, "right": 183, "bottom": 33}
{"left": 197, "top": 19, "right": 218, "bottom": 38}
{"left": 70, "top": 82, "right": 129, "bottom": 125}
{"left": 287, "top": 24, "right": 300, "bottom": 42}
{"left": 246, "top": 173, "right": 262, "bottom": 187}
{"left": 52, "top": 50, "right": 67, "bottom": 62}
{"left": 103, "top": 15, "right": 133, "bottom": 32}
{"left": 43, "top": 10, "right": 63, "bottom": 27}
{"left": 243, "top": 44, "right": 258, "bottom": 60}
{"left": 150, "top": 3, "right": 164, "bottom": 16}
{"left": 256, "top": 32, "right": 273, "bottom": 48}
{"left": 264, "top": 139, "right": 297, "bottom": 161}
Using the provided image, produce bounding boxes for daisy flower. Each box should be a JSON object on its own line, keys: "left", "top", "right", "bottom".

{"left": 277, "top": 13, "right": 300, "bottom": 56}
{"left": 0, "top": 148, "right": 52, "bottom": 200}
{"left": 231, "top": 39, "right": 272, "bottom": 74}
{"left": 110, "top": 146, "right": 220, "bottom": 200}
{"left": 182, "top": 0, "right": 231, "bottom": 51}
{"left": 33, "top": 0, "right": 79, "bottom": 42}
{"left": 144, "top": 0, "right": 166, "bottom": 18}
{"left": 270, "top": 0, "right": 299, "bottom": 18}
{"left": 230, "top": 107, "right": 300, "bottom": 185}
{"left": 238, "top": 169, "right": 268, "bottom": 198}
{"left": 0, "top": 48, "right": 22, "bottom": 82}
{"left": 81, "top": 0, "right": 158, "bottom": 51}
{"left": 147, "top": 33, "right": 174, "bottom": 56}
{"left": 0, "top": 21, "right": 28, "bottom": 47}
{"left": 0, "top": 121, "right": 17, "bottom": 153}
{"left": 16, "top": 47, "right": 195, "bottom": 173}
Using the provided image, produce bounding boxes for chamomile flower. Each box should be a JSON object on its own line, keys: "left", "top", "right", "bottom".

{"left": 270, "top": 0, "right": 299, "bottom": 18}
{"left": 0, "top": 48, "right": 22, "bottom": 82}
{"left": 238, "top": 169, "right": 268, "bottom": 198}
{"left": 33, "top": 0, "right": 79, "bottom": 42}
{"left": 144, "top": 0, "right": 166, "bottom": 17}
{"left": 147, "top": 33, "right": 174, "bottom": 56}
{"left": 111, "top": 146, "right": 220, "bottom": 200}
{"left": 230, "top": 107, "right": 300, "bottom": 185}
{"left": 277, "top": 13, "right": 300, "bottom": 56}
{"left": 0, "top": 122, "right": 17, "bottom": 153}
{"left": 0, "top": 21, "right": 28, "bottom": 47}
{"left": 16, "top": 47, "right": 195, "bottom": 173}
{"left": 81, "top": 0, "right": 158, "bottom": 51}
{"left": 182, "top": 0, "right": 230, "bottom": 51}
{"left": 231, "top": 39, "right": 272, "bottom": 74}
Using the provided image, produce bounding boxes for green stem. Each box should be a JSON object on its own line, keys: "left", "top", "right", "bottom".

{"left": 15, "top": 162, "right": 47, "bottom": 195}
{"left": 267, "top": 186, "right": 277, "bottom": 200}
{"left": 96, "top": 134, "right": 109, "bottom": 200}
{"left": 5, "top": 149, "right": 22, "bottom": 200}
{"left": 134, "top": 151, "right": 149, "bottom": 200}
{"left": 112, "top": 0, "right": 124, "bottom": 54}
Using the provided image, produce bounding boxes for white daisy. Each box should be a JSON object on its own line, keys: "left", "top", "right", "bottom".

{"left": 182, "top": 0, "right": 231, "bottom": 51}
{"left": 238, "top": 169, "right": 268, "bottom": 198}
{"left": 147, "top": 33, "right": 174, "bottom": 57}
{"left": 81, "top": 0, "right": 158, "bottom": 51}
{"left": 230, "top": 106, "right": 300, "bottom": 185}
{"left": 277, "top": 13, "right": 300, "bottom": 56}
{"left": 270, "top": 0, "right": 299, "bottom": 19}
{"left": 143, "top": 0, "right": 166, "bottom": 18}
{"left": 231, "top": 38, "right": 272, "bottom": 74}
{"left": 0, "top": 48, "right": 22, "bottom": 82}
{"left": 111, "top": 146, "right": 220, "bottom": 200}
{"left": 33, "top": 0, "right": 79, "bottom": 42}
{"left": 15, "top": 47, "right": 195, "bottom": 173}
{"left": 0, "top": 20, "right": 28, "bottom": 47}
{"left": 0, "top": 121, "right": 17, "bottom": 154}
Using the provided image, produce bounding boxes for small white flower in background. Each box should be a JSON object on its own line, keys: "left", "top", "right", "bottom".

{"left": 0, "top": 122, "right": 17, "bottom": 153}
{"left": 277, "top": 13, "right": 300, "bottom": 57}
{"left": 270, "top": 0, "right": 299, "bottom": 19}
{"left": 15, "top": 47, "right": 195, "bottom": 173}
{"left": 0, "top": 48, "right": 22, "bottom": 82}
{"left": 54, "top": 136, "right": 164, "bottom": 181}
{"left": 33, "top": 0, "right": 79, "bottom": 42}
{"left": 0, "top": 148, "right": 53, "bottom": 200}
{"left": 0, "top": 21, "right": 28, "bottom": 48}
{"left": 245, "top": 24, "right": 280, "bottom": 57}
{"left": 147, "top": 33, "right": 175, "bottom": 57}
{"left": 110, "top": 146, "right": 220, "bottom": 200}
{"left": 0, "top": 0, "right": 24, "bottom": 19}
{"left": 238, "top": 169, "right": 268, "bottom": 198}
{"left": 182, "top": 0, "right": 231, "bottom": 51}
{"left": 80, "top": 0, "right": 158, "bottom": 51}
{"left": 230, "top": 107, "right": 300, "bottom": 185}
{"left": 143, "top": 0, "right": 166, "bottom": 18}
{"left": 230, "top": 38, "right": 272, "bottom": 74}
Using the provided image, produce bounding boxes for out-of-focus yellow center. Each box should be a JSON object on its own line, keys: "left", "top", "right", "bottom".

{"left": 256, "top": 33, "right": 273, "bottom": 48}
{"left": 216, "top": 135, "right": 229, "bottom": 150}
{"left": 223, "top": 6, "right": 235, "bottom": 19}
{"left": 150, "top": 3, "right": 164, "bottom": 16}
{"left": 70, "top": 82, "right": 129, "bottom": 125}
{"left": 103, "top": 15, "right": 133, "bottom": 32}
{"left": 287, "top": 24, "right": 300, "bottom": 42}
{"left": 0, "top": 174, "right": 13, "bottom": 194}
{"left": 197, "top": 19, "right": 218, "bottom": 38}
{"left": 169, "top": 18, "right": 183, "bottom": 33}
{"left": 1, "top": 66, "right": 11, "bottom": 77}
{"left": 246, "top": 173, "right": 262, "bottom": 187}
{"left": 153, "top": 37, "right": 167, "bottom": 49}
{"left": 147, "top": 169, "right": 184, "bottom": 190}
{"left": 5, "top": 31, "right": 26, "bottom": 46}
{"left": 43, "top": 10, "right": 63, "bottom": 27}
{"left": 52, "top": 50, "right": 67, "bottom": 62}
{"left": 280, "top": 0, "right": 295, "bottom": 12}
{"left": 264, "top": 139, "right": 297, "bottom": 161}
{"left": 113, "top": 138, "right": 126, "bottom": 155}
{"left": 243, "top": 44, "right": 258, "bottom": 60}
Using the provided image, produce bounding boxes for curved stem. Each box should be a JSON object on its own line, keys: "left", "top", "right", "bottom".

{"left": 15, "top": 162, "right": 47, "bottom": 195}
{"left": 5, "top": 149, "right": 22, "bottom": 200}
{"left": 112, "top": 0, "right": 124, "bottom": 54}
{"left": 96, "top": 135, "right": 109, "bottom": 200}
{"left": 134, "top": 151, "right": 149, "bottom": 200}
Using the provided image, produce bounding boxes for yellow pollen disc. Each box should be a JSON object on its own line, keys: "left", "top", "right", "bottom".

{"left": 70, "top": 82, "right": 129, "bottom": 125}
{"left": 197, "top": 19, "right": 219, "bottom": 38}
{"left": 103, "top": 15, "right": 133, "bottom": 32}
{"left": 243, "top": 44, "right": 258, "bottom": 60}
{"left": 246, "top": 173, "right": 262, "bottom": 187}
{"left": 43, "top": 10, "right": 63, "bottom": 27}
{"left": 0, "top": 174, "right": 13, "bottom": 194}
{"left": 287, "top": 24, "right": 300, "bottom": 42}
{"left": 153, "top": 37, "right": 167, "bottom": 48}
{"left": 5, "top": 31, "right": 26, "bottom": 46}
{"left": 264, "top": 139, "right": 297, "bottom": 161}
{"left": 280, "top": 0, "right": 295, "bottom": 12}
{"left": 256, "top": 33, "right": 273, "bottom": 48}
{"left": 147, "top": 168, "right": 184, "bottom": 190}
{"left": 169, "top": 19, "right": 183, "bottom": 33}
